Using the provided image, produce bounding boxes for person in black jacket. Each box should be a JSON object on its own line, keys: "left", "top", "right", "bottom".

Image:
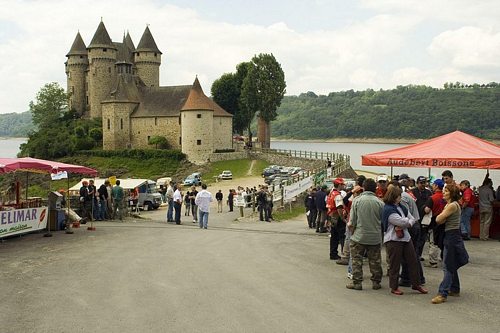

{"left": 316, "top": 185, "right": 328, "bottom": 233}
{"left": 305, "top": 187, "right": 318, "bottom": 229}
{"left": 215, "top": 190, "right": 223, "bottom": 213}
{"left": 228, "top": 189, "right": 234, "bottom": 212}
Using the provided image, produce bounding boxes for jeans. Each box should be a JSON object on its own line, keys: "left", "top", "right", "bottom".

{"left": 460, "top": 207, "right": 474, "bottom": 237}
{"left": 330, "top": 219, "right": 346, "bottom": 258}
{"left": 174, "top": 202, "right": 181, "bottom": 224}
{"left": 192, "top": 204, "right": 198, "bottom": 221}
{"left": 438, "top": 245, "right": 460, "bottom": 296}
{"left": 98, "top": 200, "right": 107, "bottom": 220}
{"left": 167, "top": 198, "right": 174, "bottom": 221}
{"left": 199, "top": 210, "right": 209, "bottom": 229}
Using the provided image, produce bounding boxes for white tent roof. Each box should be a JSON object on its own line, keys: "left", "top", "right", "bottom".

{"left": 69, "top": 178, "right": 152, "bottom": 192}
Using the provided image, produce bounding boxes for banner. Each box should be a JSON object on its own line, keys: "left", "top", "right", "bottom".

{"left": 0, "top": 207, "right": 48, "bottom": 238}
{"left": 283, "top": 176, "right": 313, "bottom": 202}
{"left": 50, "top": 171, "right": 68, "bottom": 180}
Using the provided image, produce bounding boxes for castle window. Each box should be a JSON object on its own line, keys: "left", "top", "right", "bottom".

{"left": 120, "top": 119, "right": 123, "bottom": 130}
{"left": 86, "top": 96, "right": 89, "bottom": 105}
{"left": 179, "top": 116, "right": 181, "bottom": 125}
{"left": 80, "top": 55, "right": 83, "bottom": 59}
{"left": 107, "top": 119, "right": 110, "bottom": 130}
{"left": 103, "top": 48, "right": 107, "bottom": 52}
{"left": 68, "top": 72, "right": 71, "bottom": 79}
{"left": 154, "top": 117, "right": 157, "bottom": 126}
{"left": 147, "top": 136, "right": 150, "bottom": 143}
{"left": 197, "top": 140, "right": 202, "bottom": 145}
{"left": 179, "top": 137, "right": 182, "bottom": 145}
{"left": 154, "top": 53, "right": 157, "bottom": 57}
{"left": 108, "top": 67, "right": 111, "bottom": 73}
{"left": 197, "top": 114, "right": 201, "bottom": 119}
{"left": 137, "top": 52, "right": 140, "bottom": 56}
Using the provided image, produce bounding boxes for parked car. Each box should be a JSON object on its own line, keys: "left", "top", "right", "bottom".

{"left": 219, "top": 170, "right": 233, "bottom": 180}
{"left": 183, "top": 173, "right": 202, "bottom": 186}
{"left": 262, "top": 166, "right": 281, "bottom": 177}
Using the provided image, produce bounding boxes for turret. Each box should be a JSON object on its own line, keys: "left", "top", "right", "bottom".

{"left": 87, "top": 21, "right": 117, "bottom": 118}
{"left": 180, "top": 77, "right": 214, "bottom": 164}
{"left": 134, "top": 26, "right": 161, "bottom": 87}
{"left": 116, "top": 32, "right": 135, "bottom": 75}
{"left": 65, "top": 32, "right": 88, "bottom": 116}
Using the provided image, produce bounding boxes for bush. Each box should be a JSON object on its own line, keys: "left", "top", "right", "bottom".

{"left": 77, "top": 149, "right": 186, "bottom": 160}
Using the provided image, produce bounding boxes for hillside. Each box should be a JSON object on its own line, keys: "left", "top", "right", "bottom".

{"left": 0, "top": 111, "right": 33, "bottom": 137}
{"left": 272, "top": 85, "right": 500, "bottom": 141}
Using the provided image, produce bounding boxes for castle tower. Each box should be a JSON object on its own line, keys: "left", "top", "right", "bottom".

{"left": 102, "top": 74, "right": 140, "bottom": 150}
{"left": 87, "top": 21, "right": 117, "bottom": 119}
{"left": 180, "top": 77, "right": 214, "bottom": 164}
{"left": 115, "top": 32, "right": 135, "bottom": 75}
{"left": 65, "top": 32, "right": 88, "bottom": 116}
{"left": 134, "top": 26, "right": 162, "bottom": 87}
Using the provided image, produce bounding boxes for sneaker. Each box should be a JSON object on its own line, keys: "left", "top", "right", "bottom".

{"left": 346, "top": 283, "right": 362, "bottom": 290}
{"left": 347, "top": 272, "right": 353, "bottom": 280}
{"left": 372, "top": 282, "right": 382, "bottom": 290}
{"left": 431, "top": 295, "right": 447, "bottom": 304}
{"left": 448, "top": 291, "right": 460, "bottom": 297}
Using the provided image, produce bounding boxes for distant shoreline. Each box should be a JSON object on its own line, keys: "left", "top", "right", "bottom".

{"left": 271, "top": 137, "right": 421, "bottom": 144}
{"left": 0, "top": 137, "right": 27, "bottom": 140}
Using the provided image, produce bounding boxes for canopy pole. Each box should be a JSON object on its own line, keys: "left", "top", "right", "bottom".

{"left": 44, "top": 174, "right": 53, "bottom": 238}
{"left": 390, "top": 167, "right": 393, "bottom": 179}
{"left": 25, "top": 172, "right": 29, "bottom": 201}
{"left": 428, "top": 168, "right": 431, "bottom": 180}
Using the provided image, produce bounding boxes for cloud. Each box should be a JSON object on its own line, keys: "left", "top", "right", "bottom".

{"left": 428, "top": 26, "right": 500, "bottom": 68}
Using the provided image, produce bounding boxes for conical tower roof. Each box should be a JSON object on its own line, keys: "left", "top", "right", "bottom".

{"left": 66, "top": 32, "right": 87, "bottom": 57}
{"left": 136, "top": 26, "right": 162, "bottom": 54}
{"left": 124, "top": 31, "right": 135, "bottom": 51}
{"left": 181, "top": 77, "right": 214, "bottom": 111}
{"left": 88, "top": 21, "right": 116, "bottom": 49}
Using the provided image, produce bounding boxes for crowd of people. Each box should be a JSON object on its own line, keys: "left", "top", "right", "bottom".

{"left": 78, "top": 179, "right": 125, "bottom": 222}
{"left": 304, "top": 170, "right": 497, "bottom": 304}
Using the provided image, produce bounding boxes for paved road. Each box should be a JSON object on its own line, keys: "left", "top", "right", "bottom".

{"left": 1, "top": 206, "right": 499, "bottom": 333}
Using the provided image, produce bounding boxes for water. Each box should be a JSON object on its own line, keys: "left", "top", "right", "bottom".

{"left": 271, "top": 140, "right": 499, "bottom": 188}
{"left": 0, "top": 138, "right": 26, "bottom": 158}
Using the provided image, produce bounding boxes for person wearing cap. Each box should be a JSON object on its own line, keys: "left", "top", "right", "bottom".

{"left": 327, "top": 178, "right": 347, "bottom": 260}
{"left": 315, "top": 185, "right": 328, "bottom": 233}
{"left": 375, "top": 174, "right": 389, "bottom": 199}
{"left": 346, "top": 178, "right": 384, "bottom": 291}
{"left": 423, "top": 179, "right": 446, "bottom": 268}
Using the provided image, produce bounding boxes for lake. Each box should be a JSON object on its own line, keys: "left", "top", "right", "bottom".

{"left": 271, "top": 140, "right": 499, "bottom": 188}
{"left": 0, "top": 138, "right": 496, "bottom": 187}
{"left": 0, "top": 138, "right": 26, "bottom": 158}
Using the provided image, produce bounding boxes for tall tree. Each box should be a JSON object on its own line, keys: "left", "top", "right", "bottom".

{"left": 241, "top": 53, "right": 286, "bottom": 148}
{"left": 211, "top": 62, "right": 253, "bottom": 134}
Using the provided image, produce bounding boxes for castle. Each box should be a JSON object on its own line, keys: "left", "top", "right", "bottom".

{"left": 65, "top": 21, "right": 233, "bottom": 164}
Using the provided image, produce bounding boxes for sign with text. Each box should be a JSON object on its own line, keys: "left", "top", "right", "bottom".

{"left": 284, "top": 176, "right": 313, "bottom": 202}
{"left": 0, "top": 207, "right": 48, "bottom": 238}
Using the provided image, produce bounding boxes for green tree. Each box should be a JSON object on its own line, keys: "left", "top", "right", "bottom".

{"left": 241, "top": 53, "right": 286, "bottom": 148}
{"left": 29, "top": 82, "right": 68, "bottom": 129}
{"left": 148, "top": 135, "right": 170, "bottom": 149}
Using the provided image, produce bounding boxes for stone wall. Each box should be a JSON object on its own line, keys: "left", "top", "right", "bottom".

{"left": 209, "top": 151, "right": 248, "bottom": 163}
{"left": 248, "top": 151, "right": 321, "bottom": 171}
{"left": 131, "top": 116, "right": 180, "bottom": 149}
{"left": 213, "top": 116, "right": 233, "bottom": 150}
{"left": 88, "top": 49, "right": 117, "bottom": 118}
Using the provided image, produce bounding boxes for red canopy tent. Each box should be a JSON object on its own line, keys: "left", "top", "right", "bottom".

{"left": 362, "top": 131, "right": 500, "bottom": 170}
{"left": 0, "top": 157, "right": 97, "bottom": 176}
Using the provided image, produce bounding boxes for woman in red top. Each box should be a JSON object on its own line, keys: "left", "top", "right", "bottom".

{"left": 459, "top": 180, "right": 476, "bottom": 240}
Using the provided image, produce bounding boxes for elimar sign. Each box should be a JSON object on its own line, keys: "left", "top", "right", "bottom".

{"left": 0, "top": 207, "right": 48, "bottom": 238}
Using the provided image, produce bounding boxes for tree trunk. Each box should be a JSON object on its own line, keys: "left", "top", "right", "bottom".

{"left": 257, "top": 116, "right": 270, "bottom": 148}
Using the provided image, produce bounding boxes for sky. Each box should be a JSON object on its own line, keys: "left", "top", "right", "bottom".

{"left": 1, "top": 0, "right": 500, "bottom": 114}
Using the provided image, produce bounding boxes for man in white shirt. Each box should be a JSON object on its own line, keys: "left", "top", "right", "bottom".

{"left": 195, "top": 184, "right": 213, "bottom": 229}
{"left": 166, "top": 182, "right": 174, "bottom": 222}
{"left": 173, "top": 184, "right": 183, "bottom": 225}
